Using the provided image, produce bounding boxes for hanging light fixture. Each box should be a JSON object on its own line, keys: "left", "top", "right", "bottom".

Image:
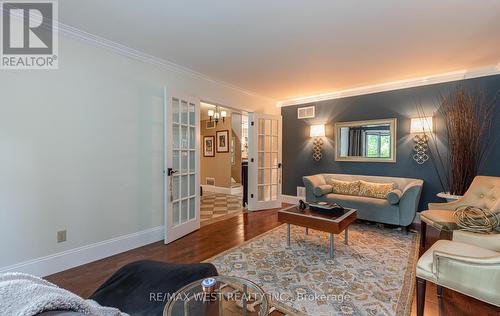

{"left": 208, "top": 106, "right": 227, "bottom": 125}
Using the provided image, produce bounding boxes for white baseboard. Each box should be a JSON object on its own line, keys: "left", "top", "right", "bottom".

{"left": 202, "top": 184, "right": 242, "bottom": 195}
{"left": 0, "top": 226, "right": 164, "bottom": 277}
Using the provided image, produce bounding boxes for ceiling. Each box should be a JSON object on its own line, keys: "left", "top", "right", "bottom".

{"left": 59, "top": 1, "right": 500, "bottom": 101}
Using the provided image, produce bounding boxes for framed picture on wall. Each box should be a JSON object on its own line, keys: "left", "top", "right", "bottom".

{"left": 203, "top": 136, "right": 215, "bottom": 157}
{"left": 206, "top": 120, "right": 216, "bottom": 129}
{"left": 216, "top": 130, "right": 229, "bottom": 153}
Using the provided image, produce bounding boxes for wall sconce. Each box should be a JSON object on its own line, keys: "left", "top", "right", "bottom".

{"left": 310, "top": 124, "right": 326, "bottom": 161}
{"left": 410, "top": 117, "right": 433, "bottom": 164}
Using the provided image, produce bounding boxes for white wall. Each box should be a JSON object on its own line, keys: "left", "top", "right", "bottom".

{"left": 0, "top": 35, "right": 276, "bottom": 274}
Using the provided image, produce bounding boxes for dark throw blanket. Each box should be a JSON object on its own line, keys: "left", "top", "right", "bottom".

{"left": 89, "top": 260, "right": 218, "bottom": 316}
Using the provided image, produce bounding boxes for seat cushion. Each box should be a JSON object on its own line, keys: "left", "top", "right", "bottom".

{"left": 318, "top": 193, "right": 400, "bottom": 225}
{"left": 420, "top": 210, "right": 458, "bottom": 231}
{"left": 416, "top": 240, "right": 498, "bottom": 281}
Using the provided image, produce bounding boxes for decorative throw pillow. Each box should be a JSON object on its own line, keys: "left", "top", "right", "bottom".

{"left": 358, "top": 180, "right": 395, "bottom": 199}
{"left": 387, "top": 189, "right": 403, "bottom": 204}
{"left": 313, "top": 184, "right": 333, "bottom": 197}
{"left": 330, "top": 179, "right": 361, "bottom": 196}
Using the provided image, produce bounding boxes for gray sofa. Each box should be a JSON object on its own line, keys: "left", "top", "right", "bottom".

{"left": 303, "top": 174, "right": 423, "bottom": 227}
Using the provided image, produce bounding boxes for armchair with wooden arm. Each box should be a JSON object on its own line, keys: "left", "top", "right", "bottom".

{"left": 416, "top": 232, "right": 500, "bottom": 316}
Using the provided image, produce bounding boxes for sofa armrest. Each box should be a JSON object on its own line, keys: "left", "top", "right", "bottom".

{"left": 398, "top": 180, "right": 423, "bottom": 226}
{"left": 302, "top": 175, "right": 326, "bottom": 202}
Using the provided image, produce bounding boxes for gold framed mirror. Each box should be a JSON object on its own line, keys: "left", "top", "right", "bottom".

{"left": 335, "top": 118, "right": 397, "bottom": 163}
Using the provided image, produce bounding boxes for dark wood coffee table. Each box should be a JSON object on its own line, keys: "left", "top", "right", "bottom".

{"left": 277, "top": 205, "right": 357, "bottom": 258}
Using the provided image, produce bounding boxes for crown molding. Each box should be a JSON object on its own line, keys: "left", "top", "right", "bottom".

{"left": 55, "top": 23, "right": 276, "bottom": 104}
{"left": 277, "top": 65, "right": 500, "bottom": 107}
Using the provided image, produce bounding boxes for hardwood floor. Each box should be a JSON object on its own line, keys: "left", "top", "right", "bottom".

{"left": 46, "top": 207, "right": 499, "bottom": 316}
{"left": 46, "top": 206, "right": 284, "bottom": 298}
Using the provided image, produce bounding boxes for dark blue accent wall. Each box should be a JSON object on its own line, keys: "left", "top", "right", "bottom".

{"left": 281, "top": 75, "right": 500, "bottom": 210}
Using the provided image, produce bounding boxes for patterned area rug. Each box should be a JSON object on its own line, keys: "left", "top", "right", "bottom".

{"left": 200, "top": 192, "right": 243, "bottom": 222}
{"left": 207, "top": 223, "right": 419, "bottom": 316}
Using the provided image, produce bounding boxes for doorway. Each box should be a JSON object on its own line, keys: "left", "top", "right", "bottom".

{"left": 199, "top": 102, "right": 247, "bottom": 224}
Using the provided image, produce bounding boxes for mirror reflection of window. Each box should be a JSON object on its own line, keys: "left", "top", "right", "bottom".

{"left": 335, "top": 119, "right": 396, "bottom": 162}
{"left": 365, "top": 130, "right": 391, "bottom": 158}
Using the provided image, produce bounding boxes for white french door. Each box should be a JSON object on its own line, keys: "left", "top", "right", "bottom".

{"left": 247, "top": 113, "right": 282, "bottom": 211}
{"left": 164, "top": 89, "right": 200, "bottom": 244}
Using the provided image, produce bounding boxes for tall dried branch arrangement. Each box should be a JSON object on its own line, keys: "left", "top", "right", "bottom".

{"left": 439, "top": 86, "right": 497, "bottom": 195}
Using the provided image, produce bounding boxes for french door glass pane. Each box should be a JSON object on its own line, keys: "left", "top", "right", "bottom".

{"left": 173, "top": 150, "right": 180, "bottom": 172}
{"left": 271, "top": 168, "right": 278, "bottom": 184}
{"left": 173, "top": 202, "right": 180, "bottom": 225}
{"left": 271, "top": 185, "right": 278, "bottom": 200}
{"left": 271, "top": 153, "right": 277, "bottom": 167}
{"left": 265, "top": 120, "right": 271, "bottom": 135}
{"left": 181, "top": 100, "right": 188, "bottom": 124}
{"left": 272, "top": 136, "right": 278, "bottom": 152}
{"left": 272, "top": 120, "right": 278, "bottom": 135}
{"left": 181, "top": 151, "right": 188, "bottom": 173}
{"left": 265, "top": 153, "right": 271, "bottom": 167}
{"left": 173, "top": 176, "right": 179, "bottom": 200}
{"left": 265, "top": 136, "right": 271, "bottom": 152}
{"left": 189, "top": 127, "right": 195, "bottom": 149}
{"left": 258, "top": 119, "right": 265, "bottom": 134}
{"left": 258, "top": 186, "right": 264, "bottom": 201}
{"left": 172, "top": 98, "right": 179, "bottom": 124}
{"left": 181, "top": 126, "right": 188, "bottom": 149}
{"left": 181, "top": 175, "right": 188, "bottom": 198}
{"left": 258, "top": 169, "right": 264, "bottom": 184}
{"left": 189, "top": 174, "right": 195, "bottom": 195}
{"left": 181, "top": 200, "right": 188, "bottom": 222}
{"left": 189, "top": 151, "right": 195, "bottom": 172}
{"left": 264, "top": 185, "right": 271, "bottom": 201}
{"left": 258, "top": 135, "right": 265, "bottom": 151}
{"left": 258, "top": 152, "right": 265, "bottom": 168}
{"left": 264, "top": 169, "right": 270, "bottom": 184}
{"left": 257, "top": 185, "right": 272, "bottom": 201}
{"left": 189, "top": 197, "right": 195, "bottom": 220}
{"left": 189, "top": 103, "right": 196, "bottom": 125}
{"left": 173, "top": 124, "right": 180, "bottom": 149}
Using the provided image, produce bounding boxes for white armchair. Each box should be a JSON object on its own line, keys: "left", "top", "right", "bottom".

{"left": 416, "top": 230, "right": 500, "bottom": 316}
{"left": 420, "top": 176, "right": 500, "bottom": 249}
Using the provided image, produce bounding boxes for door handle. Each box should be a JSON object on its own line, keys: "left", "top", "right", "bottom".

{"left": 167, "top": 168, "right": 178, "bottom": 176}
{"left": 167, "top": 168, "right": 178, "bottom": 202}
